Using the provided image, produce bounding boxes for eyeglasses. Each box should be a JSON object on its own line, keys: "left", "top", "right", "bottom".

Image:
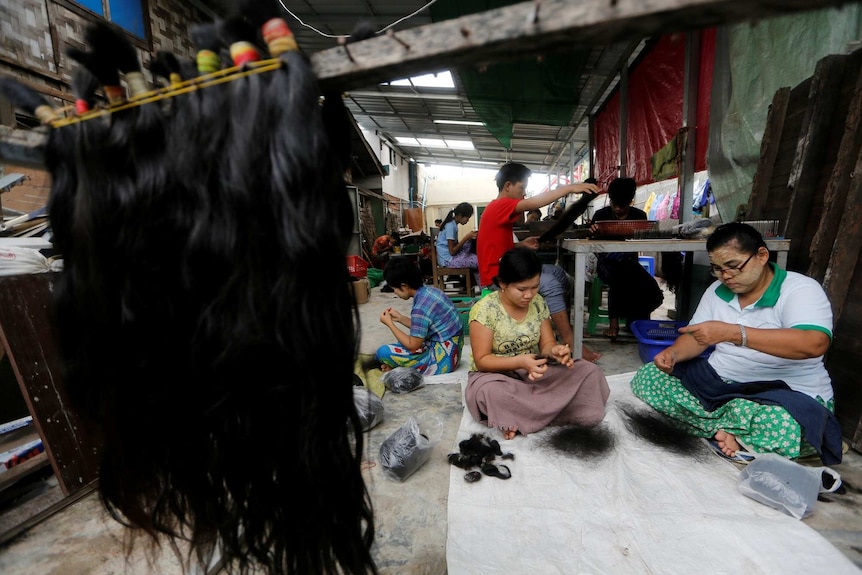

{"left": 708, "top": 253, "right": 755, "bottom": 278}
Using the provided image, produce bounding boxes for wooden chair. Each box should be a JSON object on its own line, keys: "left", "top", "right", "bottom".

{"left": 430, "top": 243, "right": 474, "bottom": 296}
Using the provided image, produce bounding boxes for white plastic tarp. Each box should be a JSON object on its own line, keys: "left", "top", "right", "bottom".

{"left": 447, "top": 372, "right": 858, "bottom": 574}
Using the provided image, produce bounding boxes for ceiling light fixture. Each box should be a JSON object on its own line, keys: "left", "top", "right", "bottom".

{"left": 445, "top": 140, "right": 475, "bottom": 150}
{"left": 434, "top": 119, "right": 484, "bottom": 126}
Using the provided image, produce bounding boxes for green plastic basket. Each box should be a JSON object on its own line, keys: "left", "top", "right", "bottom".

{"left": 449, "top": 296, "right": 473, "bottom": 335}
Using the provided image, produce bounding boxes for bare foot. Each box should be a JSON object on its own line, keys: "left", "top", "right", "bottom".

{"left": 604, "top": 318, "right": 620, "bottom": 339}
{"left": 715, "top": 430, "right": 741, "bottom": 457}
{"left": 380, "top": 364, "right": 393, "bottom": 372}
{"left": 582, "top": 346, "right": 602, "bottom": 362}
{"left": 502, "top": 427, "right": 519, "bottom": 440}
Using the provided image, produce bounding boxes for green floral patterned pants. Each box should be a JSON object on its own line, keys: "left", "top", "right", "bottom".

{"left": 630, "top": 362, "right": 833, "bottom": 459}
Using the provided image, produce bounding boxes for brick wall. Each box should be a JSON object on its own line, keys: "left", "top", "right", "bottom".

{"left": 0, "top": 0, "right": 213, "bottom": 215}
{"left": 0, "top": 164, "right": 51, "bottom": 215}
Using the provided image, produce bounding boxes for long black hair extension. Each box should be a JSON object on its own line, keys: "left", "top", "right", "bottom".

{"left": 1, "top": 10, "right": 377, "bottom": 574}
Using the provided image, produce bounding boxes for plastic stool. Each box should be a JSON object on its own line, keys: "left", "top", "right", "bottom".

{"left": 586, "top": 278, "right": 625, "bottom": 336}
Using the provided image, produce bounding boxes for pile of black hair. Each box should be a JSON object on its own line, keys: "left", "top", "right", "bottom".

{"left": 0, "top": 3, "right": 376, "bottom": 573}
{"left": 616, "top": 402, "right": 705, "bottom": 457}
{"left": 448, "top": 433, "right": 514, "bottom": 481}
{"left": 542, "top": 423, "right": 617, "bottom": 460}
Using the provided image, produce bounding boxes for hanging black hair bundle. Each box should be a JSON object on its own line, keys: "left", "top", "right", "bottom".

{"left": 0, "top": 10, "right": 375, "bottom": 575}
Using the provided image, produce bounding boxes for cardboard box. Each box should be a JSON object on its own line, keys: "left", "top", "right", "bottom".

{"left": 350, "top": 278, "right": 370, "bottom": 304}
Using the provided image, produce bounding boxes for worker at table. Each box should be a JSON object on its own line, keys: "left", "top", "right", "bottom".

{"left": 590, "top": 177, "right": 663, "bottom": 339}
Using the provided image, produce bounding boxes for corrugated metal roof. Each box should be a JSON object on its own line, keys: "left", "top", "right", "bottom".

{"left": 265, "top": 1, "right": 644, "bottom": 173}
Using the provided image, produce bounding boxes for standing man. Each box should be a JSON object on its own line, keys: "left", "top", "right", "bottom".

{"left": 478, "top": 163, "right": 602, "bottom": 361}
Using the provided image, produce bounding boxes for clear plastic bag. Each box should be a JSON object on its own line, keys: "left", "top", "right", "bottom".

{"left": 378, "top": 415, "right": 441, "bottom": 482}
{"left": 353, "top": 386, "right": 384, "bottom": 431}
{"left": 737, "top": 453, "right": 841, "bottom": 519}
{"left": 382, "top": 366, "right": 425, "bottom": 394}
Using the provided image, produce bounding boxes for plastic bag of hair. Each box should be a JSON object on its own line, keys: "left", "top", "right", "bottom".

{"left": 737, "top": 453, "right": 841, "bottom": 519}
{"left": 379, "top": 415, "right": 442, "bottom": 482}
{"left": 382, "top": 366, "right": 425, "bottom": 394}
{"left": 353, "top": 386, "right": 384, "bottom": 431}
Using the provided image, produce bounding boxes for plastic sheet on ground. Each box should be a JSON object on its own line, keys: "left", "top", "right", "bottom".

{"left": 446, "top": 372, "right": 859, "bottom": 574}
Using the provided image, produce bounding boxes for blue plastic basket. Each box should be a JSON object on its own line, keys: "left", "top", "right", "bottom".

{"left": 630, "top": 320, "right": 714, "bottom": 364}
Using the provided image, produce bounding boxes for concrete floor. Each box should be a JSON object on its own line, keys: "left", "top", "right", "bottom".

{"left": 1, "top": 279, "right": 861, "bottom": 574}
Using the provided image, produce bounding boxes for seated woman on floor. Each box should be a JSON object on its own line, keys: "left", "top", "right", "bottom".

{"left": 466, "top": 247, "right": 610, "bottom": 440}
{"left": 631, "top": 222, "right": 842, "bottom": 464}
{"left": 376, "top": 256, "right": 464, "bottom": 375}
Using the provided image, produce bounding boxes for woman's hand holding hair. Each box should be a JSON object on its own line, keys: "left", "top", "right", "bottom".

{"left": 524, "top": 353, "right": 549, "bottom": 381}
{"left": 653, "top": 348, "right": 676, "bottom": 374}
{"left": 550, "top": 344, "right": 574, "bottom": 368}
{"left": 681, "top": 321, "right": 737, "bottom": 346}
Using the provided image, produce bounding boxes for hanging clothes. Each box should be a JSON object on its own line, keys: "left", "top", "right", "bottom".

{"left": 643, "top": 191, "right": 658, "bottom": 215}
{"left": 648, "top": 193, "right": 665, "bottom": 220}
{"left": 655, "top": 193, "right": 672, "bottom": 220}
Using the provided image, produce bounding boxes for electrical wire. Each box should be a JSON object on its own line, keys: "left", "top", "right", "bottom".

{"left": 277, "top": 0, "right": 440, "bottom": 39}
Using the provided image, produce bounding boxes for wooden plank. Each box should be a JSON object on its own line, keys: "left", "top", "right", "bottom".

{"left": 784, "top": 55, "right": 847, "bottom": 270}
{"left": 748, "top": 87, "right": 791, "bottom": 220}
{"left": 311, "top": 0, "right": 857, "bottom": 92}
{"left": 823, "top": 144, "right": 862, "bottom": 326}
{"left": 0, "top": 273, "right": 100, "bottom": 496}
{"left": 809, "top": 61, "right": 862, "bottom": 282}
{"left": 0, "top": 451, "right": 50, "bottom": 493}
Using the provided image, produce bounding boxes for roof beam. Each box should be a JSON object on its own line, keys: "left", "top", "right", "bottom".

{"left": 347, "top": 90, "right": 468, "bottom": 101}
{"left": 311, "top": 0, "right": 855, "bottom": 91}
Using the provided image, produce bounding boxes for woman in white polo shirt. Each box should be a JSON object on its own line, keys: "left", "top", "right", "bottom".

{"left": 630, "top": 222, "right": 840, "bottom": 464}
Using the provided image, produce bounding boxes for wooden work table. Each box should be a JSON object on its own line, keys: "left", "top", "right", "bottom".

{"left": 561, "top": 238, "right": 791, "bottom": 360}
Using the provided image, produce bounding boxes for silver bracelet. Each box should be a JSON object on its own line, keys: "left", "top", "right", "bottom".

{"left": 738, "top": 324, "right": 748, "bottom": 348}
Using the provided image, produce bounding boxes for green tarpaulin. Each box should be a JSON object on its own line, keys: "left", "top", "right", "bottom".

{"left": 430, "top": 0, "right": 589, "bottom": 149}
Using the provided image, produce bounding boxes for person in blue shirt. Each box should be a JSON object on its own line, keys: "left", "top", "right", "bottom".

{"left": 435, "top": 202, "right": 479, "bottom": 275}
{"left": 376, "top": 256, "right": 464, "bottom": 375}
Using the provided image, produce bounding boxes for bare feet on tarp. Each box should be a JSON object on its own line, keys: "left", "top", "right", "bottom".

{"left": 715, "top": 429, "right": 741, "bottom": 457}
{"left": 502, "top": 427, "right": 519, "bottom": 440}
{"left": 582, "top": 346, "right": 602, "bottom": 362}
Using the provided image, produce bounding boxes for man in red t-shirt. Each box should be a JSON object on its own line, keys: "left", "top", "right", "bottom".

{"left": 477, "top": 163, "right": 602, "bottom": 360}
{"left": 477, "top": 163, "right": 600, "bottom": 286}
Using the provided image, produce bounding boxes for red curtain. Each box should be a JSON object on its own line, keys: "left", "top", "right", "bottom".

{"left": 593, "top": 90, "right": 620, "bottom": 186}
{"left": 593, "top": 31, "right": 715, "bottom": 187}
{"left": 696, "top": 28, "right": 716, "bottom": 172}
